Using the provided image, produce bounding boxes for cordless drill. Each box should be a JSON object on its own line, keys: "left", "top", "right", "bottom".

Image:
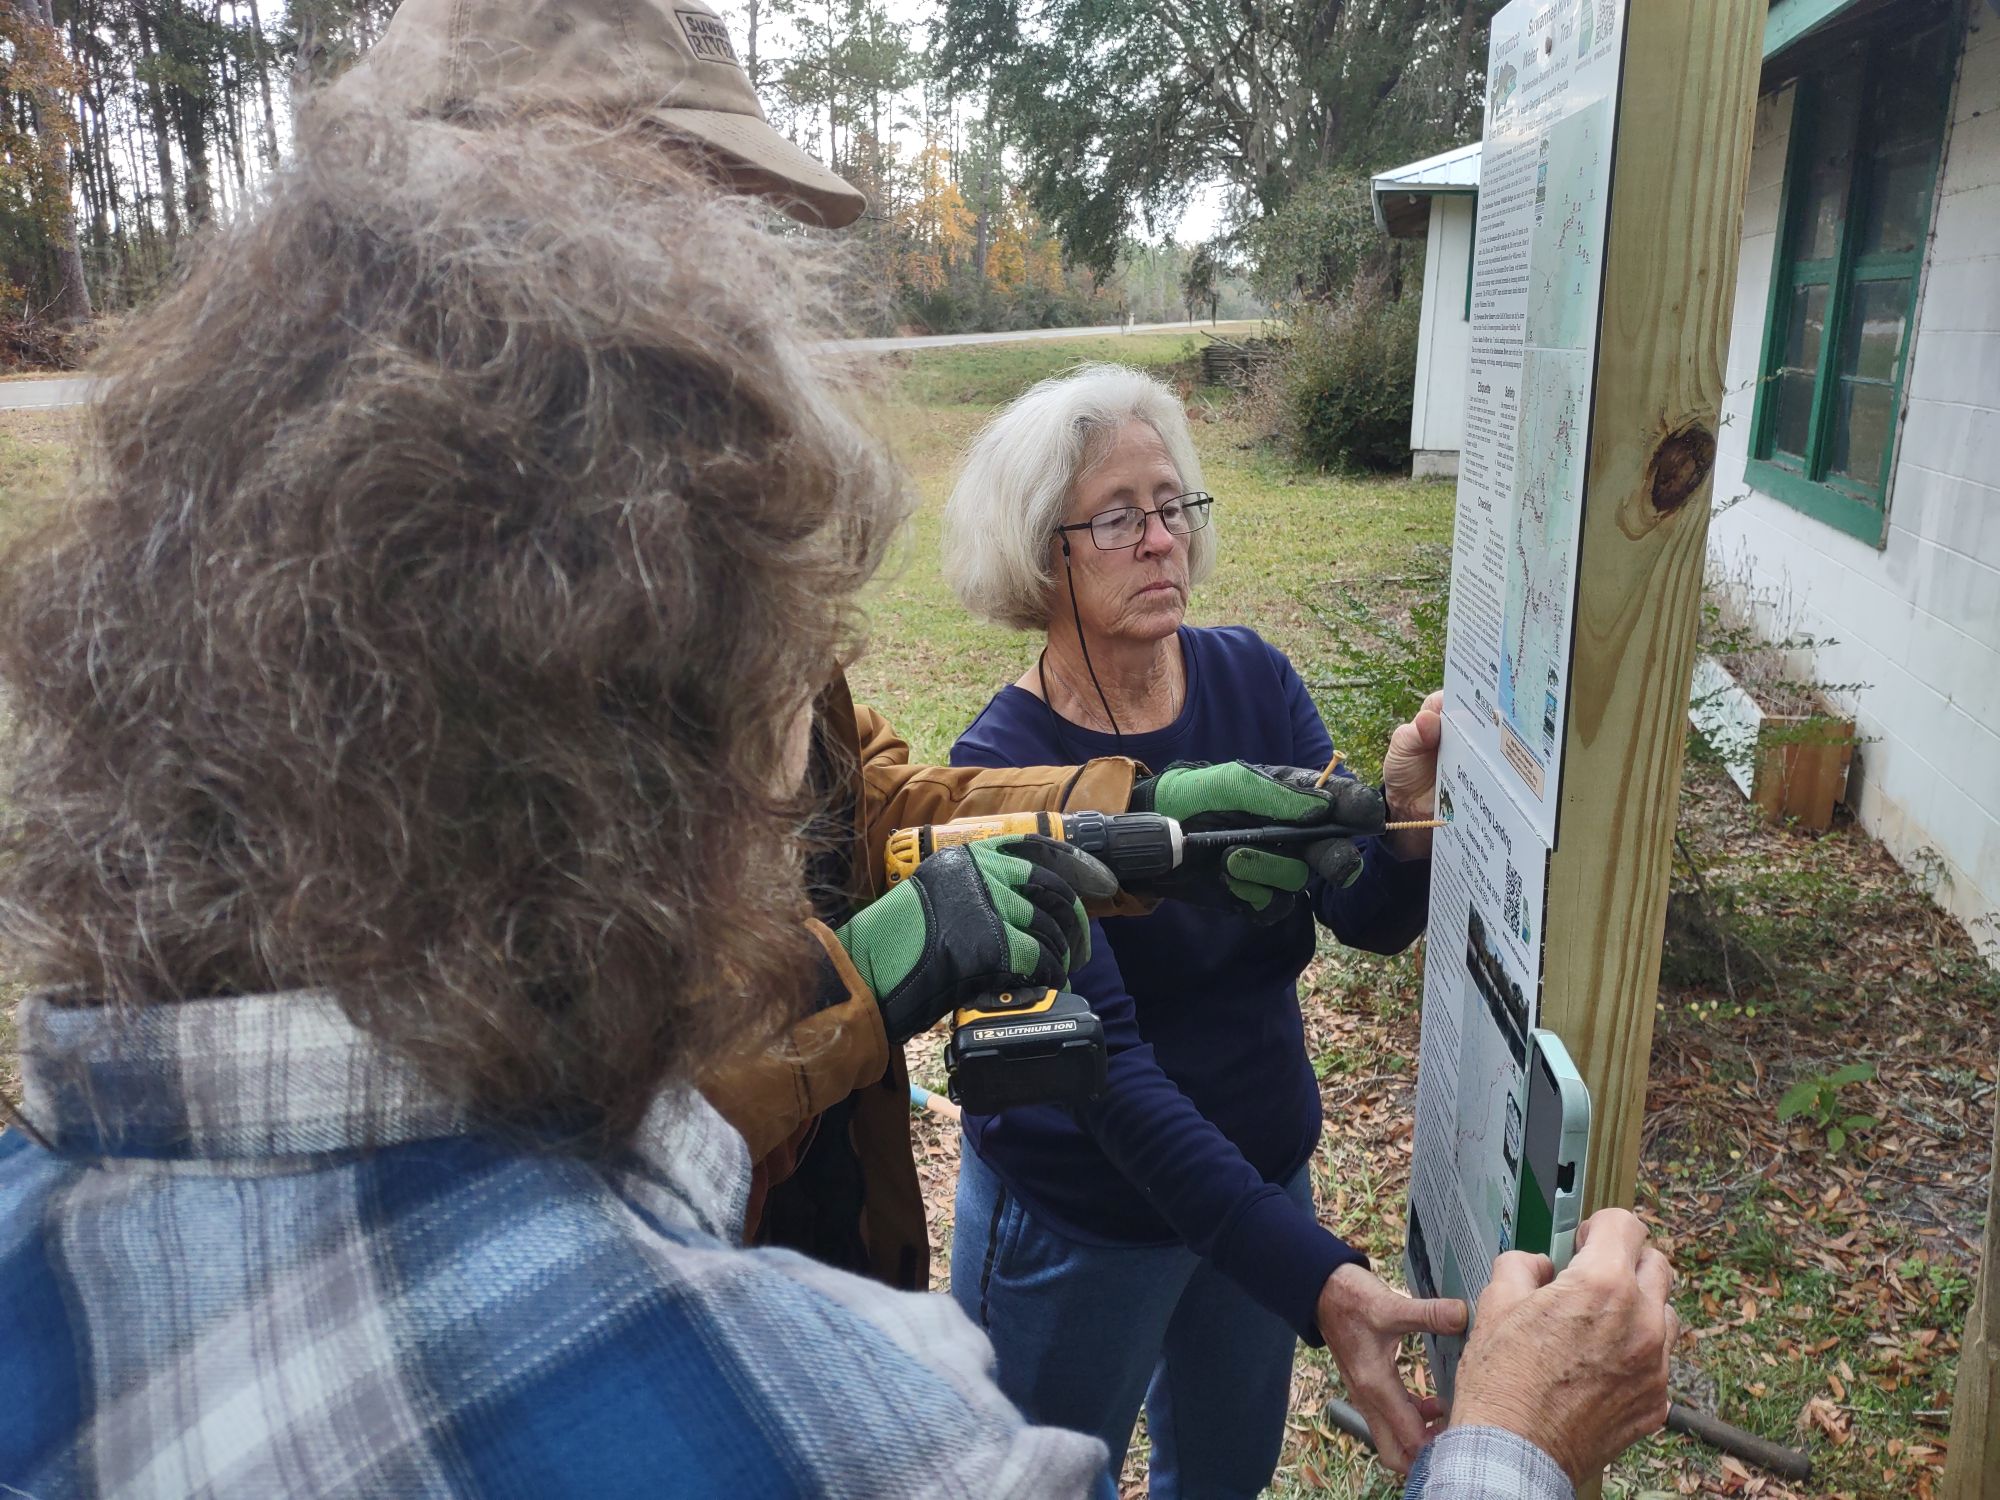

{"left": 883, "top": 810, "right": 1377, "bottom": 1112}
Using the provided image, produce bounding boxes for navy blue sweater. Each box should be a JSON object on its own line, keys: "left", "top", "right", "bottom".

{"left": 952, "top": 625, "right": 1432, "bottom": 1339}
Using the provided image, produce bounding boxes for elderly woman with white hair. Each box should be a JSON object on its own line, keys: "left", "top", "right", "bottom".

{"left": 941, "top": 363, "right": 1454, "bottom": 1496}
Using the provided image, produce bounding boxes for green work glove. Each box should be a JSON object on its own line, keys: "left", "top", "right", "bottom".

{"left": 832, "top": 835, "right": 1118, "bottom": 1045}
{"left": 1127, "top": 761, "right": 1387, "bottom": 923}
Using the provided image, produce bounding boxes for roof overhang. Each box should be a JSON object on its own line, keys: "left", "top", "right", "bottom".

{"left": 1368, "top": 142, "right": 1483, "bottom": 239}
{"left": 1761, "top": 0, "right": 1954, "bottom": 85}
{"left": 1372, "top": 184, "right": 1477, "bottom": 239}
{"left": 1764, "top": 0, "right": 1868, "bottom": 60}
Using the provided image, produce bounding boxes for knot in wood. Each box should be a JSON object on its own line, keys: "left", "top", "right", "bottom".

{"left": 1646, "top": 422, "right": 1716, "bottom": 515}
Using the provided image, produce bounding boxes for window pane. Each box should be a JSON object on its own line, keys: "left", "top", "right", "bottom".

{"left": 1783, "top": 283, "right": 1828, "bottom": 370}
{"left": 1829, "top": 380, "right": 1896, "bottom": 491}
{"left": 1774, "top": 372, "right": 1817, "bottom": 458}
{"left": 1857, "top": 28, "right": 1955, "bottom": 256}
{"left": 1769, "top": 283, "right": 1828, "bottom": 457}
{"left": 1860, "top": 142, "right": 1937, "bottom": 257}
{"left": 1797, "top": 67, "right": 1862, "bottom": 262}
{"left": 1838, "top": 278, "right": 1910, "bottom": 384}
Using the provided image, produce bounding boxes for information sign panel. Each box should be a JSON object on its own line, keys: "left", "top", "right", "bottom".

{"left": 1407, "top": 0, "right": 1629, "bottom": 1395}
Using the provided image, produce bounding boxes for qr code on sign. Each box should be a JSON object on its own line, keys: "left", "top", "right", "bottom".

{"left": 1503, "top": 863, "right": 1523, "bottom": 935}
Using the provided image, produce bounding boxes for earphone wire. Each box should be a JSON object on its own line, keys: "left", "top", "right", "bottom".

{"left": 1061, "top": 538, "right": 1121, "bottom": 743}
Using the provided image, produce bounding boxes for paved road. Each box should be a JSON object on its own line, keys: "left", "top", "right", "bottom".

{"left": 0, "top": 320, "right": 1262, "bottom": 411}
{"left": 828, "top": 318, "right": 1260, "bottom": 354}
{"left": 0, "top": 377, "right": 93, "bottom": 412}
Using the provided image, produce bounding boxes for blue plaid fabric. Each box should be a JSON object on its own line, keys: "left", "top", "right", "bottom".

{"left": 1404, "top": 1424, "right": 1576, "bottom": 1499}
{"left": 0, "top": 990, "right": 1104, "bottom": 1498}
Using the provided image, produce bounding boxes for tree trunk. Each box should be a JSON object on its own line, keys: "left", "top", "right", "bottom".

{"left": 217, "top": 0, "right": 247, "bottom": 209}
{"left": 134, "top": 2, "right": 183, "bottom": 242}
{"left": 13, "top": 0, "right": 95, "bottom": 322}
{"left": 67, "top": 12, "right": 109, "bottom": 247}
{"left": 178, "top": 108, "right": 214, "bottom": 225}
{"left": 1445, "top": 0, "right": 1475, "bottom": 137}
{"left": 83, "top": 19, "right": 126, "bottom": 252}
{"left": 824, "top": 0, "right": 837, "bottom": 172}
{"left": 243, "top": 0, "right": 279, "bottom": 167}
{"left": 973, "top": 139, "right": 992, "bottom": 312}
{"left": 174, "top": 35, "right": 215, "bottom": 231}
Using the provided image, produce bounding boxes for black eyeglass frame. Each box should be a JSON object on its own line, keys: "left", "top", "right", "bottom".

{"left": 1053, "top": 492, "right": 1215, "bottom": 551}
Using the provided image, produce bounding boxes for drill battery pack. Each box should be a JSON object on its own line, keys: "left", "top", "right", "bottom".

{"left": 943, "top": 987, "right": 1106, "bottom": 1114}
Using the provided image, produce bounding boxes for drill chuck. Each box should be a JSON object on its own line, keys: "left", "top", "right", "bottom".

{"left": 1048, "top": 810, "right": 1183, "bottom": 883}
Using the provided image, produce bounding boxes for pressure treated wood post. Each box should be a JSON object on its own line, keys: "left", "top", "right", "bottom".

{"left": 1533, "top": 0, "right": 1763, "bottom": 1222}
{"left": 1941, "top": 1084, "right": 1997, "bottom": 1498}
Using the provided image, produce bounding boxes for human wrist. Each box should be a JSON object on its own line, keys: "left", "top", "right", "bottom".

{"left": 1383, "top": 827, "right": 1433, "bottom": 861}
{"left": 1379, "top": 786, "right": 1434, "bottom": 859}
{"left": 805, "top": 918, "right": 874, "bottom": 1013}
{"left": 832, "top": 890, "right": 911, "bottom": 996}
{"left": 1314, "top": 1259, "right": 1376, "bottom": 1329}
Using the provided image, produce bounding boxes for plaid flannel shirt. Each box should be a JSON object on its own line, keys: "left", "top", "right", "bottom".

{"left": 0, "top": 990, "right": 1104, "bottom": 1498}
{"left": 1404, "top": 1425, "right": 1575, "bottom": 1499}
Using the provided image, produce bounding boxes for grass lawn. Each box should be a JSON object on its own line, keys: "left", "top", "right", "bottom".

{"left": 0, "top": 408, "right": 72, "bottom": 534}
{"left": 2, "top": 331, "right": 1992, "bottom": 1500}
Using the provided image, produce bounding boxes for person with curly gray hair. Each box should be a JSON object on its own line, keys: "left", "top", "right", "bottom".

{"left": 0, "top": 97, "right": 1122, "bottom": 1496}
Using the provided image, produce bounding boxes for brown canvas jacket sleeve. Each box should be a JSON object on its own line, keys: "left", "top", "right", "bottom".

{"left": 700, "top": 919, "right": 887, "bottom": 1162}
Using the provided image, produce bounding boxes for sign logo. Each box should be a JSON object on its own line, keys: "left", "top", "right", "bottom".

{"left": 677, "top": 11, "right": 739, "bottom": 65}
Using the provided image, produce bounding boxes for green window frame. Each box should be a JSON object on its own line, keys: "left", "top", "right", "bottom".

{"left": 1746, "top": 18, "right": 1958, "bottom": 546}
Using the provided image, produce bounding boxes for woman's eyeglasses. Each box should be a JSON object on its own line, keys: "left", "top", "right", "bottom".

{"left": 1056, "top": 493, "right": 1214, "bottom": 551}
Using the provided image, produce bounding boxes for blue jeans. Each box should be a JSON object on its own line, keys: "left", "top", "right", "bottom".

{"left": 952, "top": 1143, "right": 1309, "bottom": 1500}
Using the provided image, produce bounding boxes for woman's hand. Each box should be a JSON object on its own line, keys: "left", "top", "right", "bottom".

{"left": 1381, "top": 690, "right": 1444, "bottom": 858}
{"left": 1126, "top": 762, "right": 1384, "bottom": 921}
{"left": 1315, "top": 1263, "right": 1466, "bottom": 1473}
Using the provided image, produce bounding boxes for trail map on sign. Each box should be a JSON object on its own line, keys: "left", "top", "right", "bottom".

{"left": 1525, "top": 106, "right": 1609, "bottom": 351}
{"left": 1439, "top": 0, "right": 1619, "bottom": 839}
{"left": 1499, "top": 352, "right": 1587, "bottom": 788}
{"left": 1407, "top": 0, "right": 1626, "bottom": 1399}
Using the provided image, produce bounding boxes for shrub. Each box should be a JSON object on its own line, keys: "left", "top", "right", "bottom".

{"left": 1267, "top": 280, "right": 1419, "bottom": 473}
{"left": 1303, "top": 556, "right": 1448, "bottom": 776}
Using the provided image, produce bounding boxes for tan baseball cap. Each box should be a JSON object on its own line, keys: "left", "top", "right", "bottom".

{"left": 343, "top": 0, "right": 866, "bottom": 228}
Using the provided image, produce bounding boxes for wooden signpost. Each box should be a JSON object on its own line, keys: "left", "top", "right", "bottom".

{"left": 1942, "top": 1091, "right": 1997, "bottom": 1498}
{"left": 1533, "top": 0, "right": 1764, "bottom": 1220}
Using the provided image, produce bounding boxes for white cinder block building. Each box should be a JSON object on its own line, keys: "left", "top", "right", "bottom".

{"left": 1371, "top": 0, "right": 2000, "bottom": 954}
